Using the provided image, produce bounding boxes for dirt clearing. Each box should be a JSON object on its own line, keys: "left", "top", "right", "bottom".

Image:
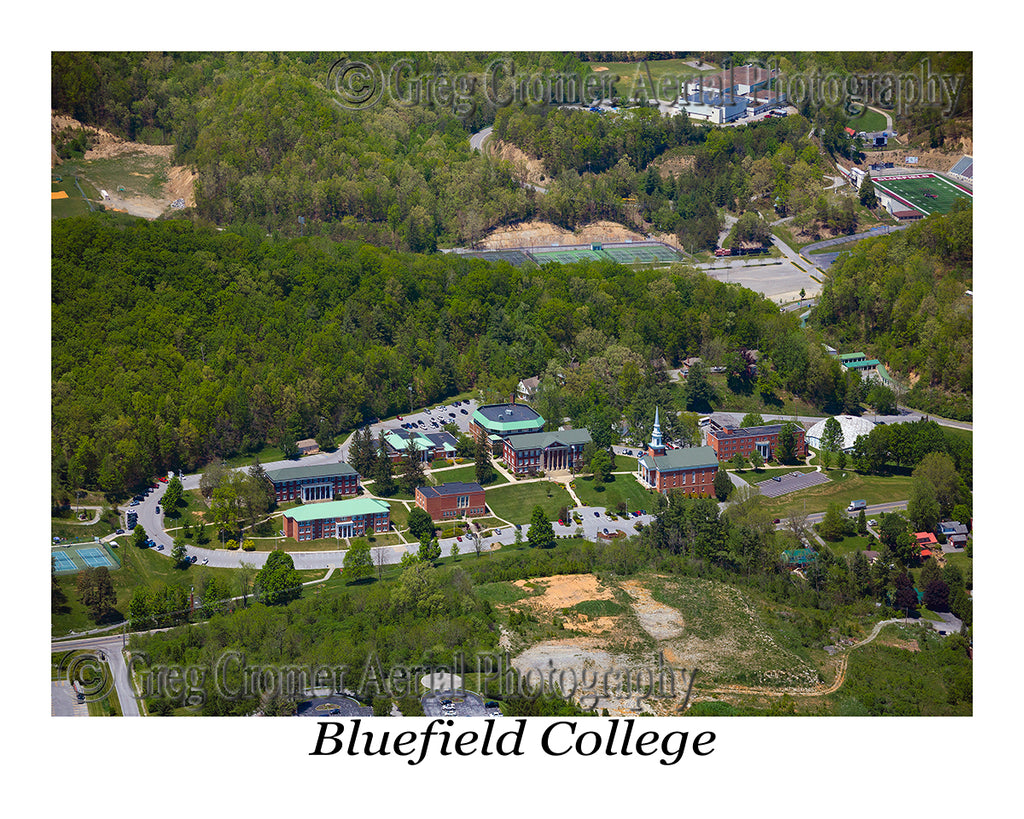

{"left": 478, "top": 219, "right": 647, "bottom": 249}
{"left": 52, "top": 111, "right": 196, "bottom": 219}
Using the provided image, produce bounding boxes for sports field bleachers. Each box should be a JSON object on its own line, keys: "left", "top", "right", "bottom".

{"left": 949, "top": 155, "right": 973, "bottom": 180}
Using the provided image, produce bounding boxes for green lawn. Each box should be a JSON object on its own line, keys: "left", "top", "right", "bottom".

{"left": 571, "top": 473, "right": 657, "bottom": 512}
{"left": 760, "top": 470, "right": 914, "bottom": 517}
{"left": 51, "top": 543, "right": 258, "bottom": 638}
{"left": 613, "top": 456, "right": 638, "bottom": 473}
{"left": 429, "top": 463, "right": 509, "bottom": 486}
{"left": 739, "top": 466, "right": 817, "bottom": 483}
{"left": 846, "top": 107, "right": 888, "bottom": 133}
{"left": 821, "top": 534, "right": 875, "bottom": 559}
{"left": 483, "top": 481, "right": 574, "bottom": 524}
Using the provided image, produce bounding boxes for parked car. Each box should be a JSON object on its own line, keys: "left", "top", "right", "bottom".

{"left": 190, "top": 555, "right": 198, "bottom": 563}
{"left": 116, "top": 528, "right": 124, "bottom": 534}
{"left": 155, "top": 506, "right": 160, "bottom": 513}
{"left": 157, "top": 544, "right": 163, "bottom": 550}
{"left": 594, "top": 511, "right": 600, "bottom": 517}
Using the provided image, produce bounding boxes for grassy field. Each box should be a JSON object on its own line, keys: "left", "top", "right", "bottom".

{"left": 483, "top": 481, "right": 574, "bottom": 524}
{"left": 760, "top": 470, "right": 914, "bottom": 517}
{"left": 737, "top": 466, "right": 817, "bottom": 483}
{"left": 431, "top": 463, "right": 509, "bottom": 486}
{"left": 572, "top": 473, "right": 657, "bottom": 512}
{"left": 846, "top": 107, "right": 888, "bottom": 133}
{"left": 51, "top": 171, "right": 97, "bottom": 218}
{"left": 51, "top": 506, "right": 122, "bottom": 542}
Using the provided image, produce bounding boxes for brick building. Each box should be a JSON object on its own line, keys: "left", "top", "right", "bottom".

{"left": 704, "top": 418, "right": 806, "bottom": 462}
{"left": 415, "top": 482, "right": 487, "bottom": 520}
{"left": 502, "top": 429, "right": 591, "bottom": 475}
{"left": 470, "top": 402, "right": 546, "bottom": 453}
{"left": 264, "top": 462, "right": 360, "bottom": 503}
{"left": 636, "top": 409, "right": 719, "bottom": 495}
{"left": 282, "top": 497, "right": 390, "bottom": 542}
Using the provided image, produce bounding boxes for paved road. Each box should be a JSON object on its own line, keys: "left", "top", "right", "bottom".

{"left": 51, "top": 632, "right": 141, "bottom": 717}
{"left": 469, "top": 125, "right": 492, "bottom": 152}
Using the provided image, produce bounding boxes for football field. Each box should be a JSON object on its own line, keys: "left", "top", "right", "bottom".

{"left": 872, "top": 173, "right": 972, "bottom": 216}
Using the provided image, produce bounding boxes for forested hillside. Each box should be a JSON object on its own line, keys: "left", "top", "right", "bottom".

{"left": 52, "top": 215, "right": 853, "bottom": 497}
{"left": 812, "top": 205, "right": 972, "bottom": 417}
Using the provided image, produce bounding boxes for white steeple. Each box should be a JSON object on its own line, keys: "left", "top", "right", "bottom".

{"left": 650, "top": 407, "right": 663, "bottom": 450}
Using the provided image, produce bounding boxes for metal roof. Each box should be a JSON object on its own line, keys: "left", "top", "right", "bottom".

{"left": 504, "top": 429, "right": 592, "bottom": 451}
{"left": 265, "top": 462, "right": 358, "bottom": 482}
{"left": 639, "top": 446, "right": 719, "bottom": 471}
{"left": 417, "top": 481, "right": 484, "bottom": 498}
{"left": 282, "top": 497, "right": 390, "bottom": 523}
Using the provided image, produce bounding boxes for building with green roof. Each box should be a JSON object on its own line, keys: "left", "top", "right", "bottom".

{"left": 502, "top": 428, "right": 591, "bottom": 475}
{"left": 636, "top": 408, "right": 719, "bottom": 495}
{"left": 281, "top": 497, "right": 390, "bottom": 542}
{"left": 470, "top": 403, "right": 546, "bottom": 439}
{"left": 264, "top": 461, "right": 360, "bottom": 503}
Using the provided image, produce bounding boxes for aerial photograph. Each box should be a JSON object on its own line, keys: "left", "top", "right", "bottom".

{"left": 50, "top": 49, "right": 974, "bottom": 733}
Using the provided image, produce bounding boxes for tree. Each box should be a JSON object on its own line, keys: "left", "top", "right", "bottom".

{"left": 819, "top": 503, "right": 847, "bottom": 542}
{"left": 748, "top": 450, "right": 764, "bottom": 471}
{"left": 349, "top": 426, "right": 377, "bottom": 477}
{"left": 713, "top": 467, "right": 732, "bottom": 501}
{"left": 740, "top": 412, "right": 764, "bottom": 428}
{"left": 170, "top": 536, "right": 189, "bottom": 569}
{"left": 131, "top": 524, "right": 149, "bottom": 549}
{"left": 254, "top": 550, "right": 302, "bottom": 605}
{"left": 199, "top": 461, "right": 229, "bottom": 501}
{"left": 162, "top": 475, "right": 184, "bottom": 515}
{"left": 684, "top": 361, "right": 714, "bottom": 411}
{"left": 820, "top": 417, "right": 845, "bottom": 470}
{"left": 730, "top": 452, "right": 747, "bottom": 471}
{"left": 590, "top": 449, "right": 612, "bottom": 484}
{"left": 776, "top": 423, "right": 800, "bottom": 465}
{"left": 894, "top": 571, "right": 918, "bottom": 615}
{"left": 406, "top": 507, "right": 435, "bottom": 542}
{"left": 907, "top": 476, "right": 941, "bottom": 533}
{"left": 372, "top": 434, "right": 396, "bottom": 496}
{"left": 76, "top": 567, "right": 116, "bottom": 621}
{"left": 342, "top": 537, "right": 374, "bottom": 584}
{"left": 923, "top": 579, "right": 950, "bottom": 612}
{"left": 912, "top": 452, "right": 963, "bottom": 517}
{"left": 279, "top": 434, "right": 299, "bottom": 460}
{"left": 450, "top": 539, "right": 460, "bottom": 561}
{"left": 527, "top": 506, "right": 555, "bottom": 549}
{"left": 418, "top": 532, "right": 441, "bottom": 563}
{"left": 398, "top": 449, "right": 426, "bottom": 497}
{"left": 859, "top": 172, "right": 877, "bottom": 208}
{"left": 867, "top": 385, "right": 897, "bottom": 416}
{"left": 474, "top": 434, "right": 494, "bottom": 484}
{"left": 857, "top": 509, "right": 868, "bottom": 535}
{"left": 237, "top": 561, "right": 257, "bottom": 607}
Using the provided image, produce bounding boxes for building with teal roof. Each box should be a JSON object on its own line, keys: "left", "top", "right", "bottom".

{"left": 282, "top": 497, "right": 390, "bottom": 542}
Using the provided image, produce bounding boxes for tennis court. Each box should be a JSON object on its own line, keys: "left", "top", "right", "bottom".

{"left": 531, "top": 247, "right": 607, "bottom": 264}
{"left": 51, "top": 543, "right": 121, "bottom": 574}
{"left": 872, "top": 173, "right": 972, "bottom": 216}
{"left": 530, "top": 241, "right": 685, "bottom": 267}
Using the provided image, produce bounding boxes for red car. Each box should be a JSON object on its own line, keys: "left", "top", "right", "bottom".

{"left": 158, "top": 476, "right": 168, "bottom": 483}
{"left": 397, "top": 415, "right": 403, "bottom": 420}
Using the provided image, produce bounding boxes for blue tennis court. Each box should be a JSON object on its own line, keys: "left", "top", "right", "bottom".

{"left": 78, "top": 547, "right": 115, "bottom": 569}
{"left": 52, "top": 551, "right": 77, "bottom": 572}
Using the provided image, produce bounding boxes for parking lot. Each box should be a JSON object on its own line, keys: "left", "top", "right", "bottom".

{"left": 757, "top": 470, "right": 831, "bottom": 498}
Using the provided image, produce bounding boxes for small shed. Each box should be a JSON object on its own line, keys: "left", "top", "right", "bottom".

{"left": 297, "top": 438, "right": 320, "bottom": 455}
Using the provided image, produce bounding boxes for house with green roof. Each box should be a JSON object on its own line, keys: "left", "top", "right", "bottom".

{"left": 281, "top": 497, "right": 390, "bottom": 542}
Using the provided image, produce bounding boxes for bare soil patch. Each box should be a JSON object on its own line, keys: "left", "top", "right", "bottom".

{"left": 51, "top": 111, "right": 196, "bottom": 218}
{"left": 512, "top": 573, "right": 614, "bottom": 610}
{"left": 619, "top": 578, "right": 685, "bottom": 640}
{"left": 491, "top": 139, "right": 550, "bottom": 187}
{"left": 477, "top": 219, "right": 646, "bottom": 249}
